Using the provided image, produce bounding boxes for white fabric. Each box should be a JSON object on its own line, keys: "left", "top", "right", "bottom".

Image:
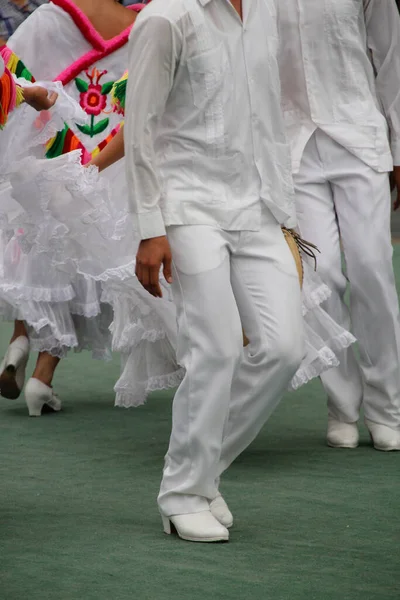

{"left": 158, "top": 209, "right": 305, "bottom": 516}
{"left": 291, "top": 263, "right": 356, "bottom": 391}
{"left": 295, "top": 129, "right": 400, "bottom": 429}
{"left": 0, "top": 79, "right": 87, "bottom": 176}
{"left": 1, "top": 147, "right": 184, "bottom": 390}
{"left": 0, "top": 55, "right": 4, "bottom": 78}
{"left": 0, "top": 1, "right": 138, "bottom": 360}
{"left": 124, "top": 0, "right": 296, "bottom": 239}
{"left": 7, "top": 3, "right": 92, "bottom": 81}
{"left": 277, "top": 0, "right": 400, "bottom": 172}
{"left": 8, "top": 4, "right": 132, "bottom": 156}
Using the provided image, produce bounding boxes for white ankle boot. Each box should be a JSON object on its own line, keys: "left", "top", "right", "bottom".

{"left": 210, "top": 493, "right": 233, "bottom": 528}
{"left": 160, "top": 510, "right": 229, "bottom": 542}
{"left": 0, "top": 336, "right": 30, "bottom": 399}
{"left": 327, "top": 417, "right": 359, "bottom": 448}
{"left": 365, "top": 420, "right": 400, "bottom": 452}
{"left": 24, "top": 378, "right": 62, "bottom": 417}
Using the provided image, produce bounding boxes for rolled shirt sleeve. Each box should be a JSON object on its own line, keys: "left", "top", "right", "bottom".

{"left": 365, "top": 0, "right": 400, "bottom": 164}
{"left": 124, "top": 14, "right": 182, "bottom": 240}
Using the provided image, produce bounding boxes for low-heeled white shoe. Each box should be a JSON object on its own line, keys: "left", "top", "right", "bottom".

{"left": 160, "top": 510, "right": 229, "bottom": 543}
{"left": 365, "top": 419, "right": 400, "bottom": 452}
{"left": 210, "top": 493, "right": 233, "bottom": 529}
{"left": 0, "top": 336, "right": 30, "bottom": 399}
{"left": 24, "top": 378, "right": 62, "bottom": 417}
{"left": 327, "top": 417, "right": 359, "bottom": 449}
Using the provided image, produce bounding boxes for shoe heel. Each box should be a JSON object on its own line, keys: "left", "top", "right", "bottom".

{"left": 0, "top": 337, "right": 29, "bottom": 400}
{"left": 0, "top": 365, "right": 20, "bottom": 399}
{"left": 26, "top": 395, "right": 45, "bottom": 417}
{"left": 160, "top": 514, "right": 172, "bottom": 535}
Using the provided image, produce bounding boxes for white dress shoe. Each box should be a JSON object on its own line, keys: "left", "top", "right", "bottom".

{"left": 365, "top": 419, "right": 400, "bottom": 452}
{"left": 210, "top": 493, "right": 233, "bottom": 529}
{"left": 327, "top": 417, "right": 359, "bottom": 448}
{"left": 0, "top": 336, "right": 30, "bottom": 399}
{"left": 24, "top": 378, "right": 62, "bottom": 417}
{"left": 160, "top": 510, "right": 229, "bottom": 543}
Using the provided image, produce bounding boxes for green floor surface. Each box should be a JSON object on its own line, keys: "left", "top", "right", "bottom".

{"left": 1, "top": 250, "right": 400, "bottom": 600}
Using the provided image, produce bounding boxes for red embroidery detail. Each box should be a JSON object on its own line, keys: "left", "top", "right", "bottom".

{"left": 79, "top": 68, "right": 108, "bottom": 116}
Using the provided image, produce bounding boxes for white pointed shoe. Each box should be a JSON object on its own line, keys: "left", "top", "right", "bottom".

{"left": 210, "top": 493, "right": 233, "bottom": 529}
{"left": 160, "top": 510, "right": 229, "bottom": 543}
{"left": 327, "top": 417, "right": 359, "bottom": 449}
{"left": 0, "top": 336, "right": 30, "bottom": 399}
{"left": 365, "top": 420, "right": 400, "bottom": 452}
{"left": 24, "top": 378, "right": 62, "bottom": 417}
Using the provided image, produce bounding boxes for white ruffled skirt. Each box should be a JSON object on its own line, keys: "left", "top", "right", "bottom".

{"left": 0, "top": 82, "right": 112, "bottom": 359}
{"left": 1, "top": 149, "right": 355, "bottom": 404}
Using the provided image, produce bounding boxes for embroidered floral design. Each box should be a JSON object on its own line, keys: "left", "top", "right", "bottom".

{"left": 75, "top": 67, "right": 115, "bottom": 137}
{"left": 110, "top": 71, "right": 128, "bottom": 116}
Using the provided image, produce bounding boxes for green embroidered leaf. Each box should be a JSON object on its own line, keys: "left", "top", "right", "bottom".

{"left": 92, "top": 118, "right": 110, "bottom": 136}
{"left": 112, "top": 79, "right": 127, "bottom": 109}
{"left": 101, "top": 81, "right": 114, "bottom": 95}
{"left": 75, "top": 78, "right": 89, "bottom": 93}
{"left": 76, "top": 123, "right": 93, "bottom": 136}
{"left": 46, "top": 124, "right": 69, "bottom": 159}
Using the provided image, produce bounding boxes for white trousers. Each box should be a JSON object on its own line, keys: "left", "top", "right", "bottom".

{"left": 295, "top": 129, "right": 400, "bottom": 429}
{"left": 158, "top": 209, "right": 304, "bottom": 516}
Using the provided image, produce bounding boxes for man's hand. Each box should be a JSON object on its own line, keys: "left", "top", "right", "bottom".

{"left": 391, "top": 166, "right": 400, "bottom": 211}
{"left": 23, "top": 86, "right": 58, "bottom": 112}
{"left": 136, "top": 236, "right": 173, "bottom": 297}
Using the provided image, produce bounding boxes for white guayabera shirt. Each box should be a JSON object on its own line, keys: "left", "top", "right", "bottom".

{"left": 277, "top": 0, "right": 400, "bottom": 173}
{"left": 124, "top": 0, "right": 296, "bottom": 240}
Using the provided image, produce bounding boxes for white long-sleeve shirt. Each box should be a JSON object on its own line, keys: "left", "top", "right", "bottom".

{"left": 277, "top": 0, "right": 400, "bottom": 173}
{"left": 124, "top": 0, "right": 296, "bottom": 240}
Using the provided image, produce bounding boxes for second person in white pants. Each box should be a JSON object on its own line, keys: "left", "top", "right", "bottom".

{"left": 277, "top": 0, "right": 400, "bottom": 451}
{"left": 294, "top": 130, "right": 400, "bottom": 449}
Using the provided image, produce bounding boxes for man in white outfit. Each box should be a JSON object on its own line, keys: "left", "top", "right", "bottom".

{"left": 124, "top": 0, "right": 304, "bottom": 542}
{"left": 277, "top": 0, "right": 400, "bottom": 451}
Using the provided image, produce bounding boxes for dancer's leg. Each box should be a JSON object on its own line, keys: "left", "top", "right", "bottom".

{"left": 294, "top": 132, "right": 363, "bottom": 424}
{"left": 32, "top": 352, "right": 60, "bottom": 387}
{"left": 10, "top": 320, "right": 28, "bottom": 343}
{"left": 159, "top": 210, "right": 304, "bottom": 517}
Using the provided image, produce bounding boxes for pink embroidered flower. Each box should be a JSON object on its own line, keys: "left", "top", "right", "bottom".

{"left": 79, "top": 68, "right": 108, "bottom": 116}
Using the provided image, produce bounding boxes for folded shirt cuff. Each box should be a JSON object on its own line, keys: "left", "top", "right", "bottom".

{"left": 132, "top": 209, "right": 166, "bottom": 240}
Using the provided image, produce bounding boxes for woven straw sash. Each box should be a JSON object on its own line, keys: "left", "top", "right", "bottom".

{"left": 242, "top": 228, "right": 319, "bottom": 347}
